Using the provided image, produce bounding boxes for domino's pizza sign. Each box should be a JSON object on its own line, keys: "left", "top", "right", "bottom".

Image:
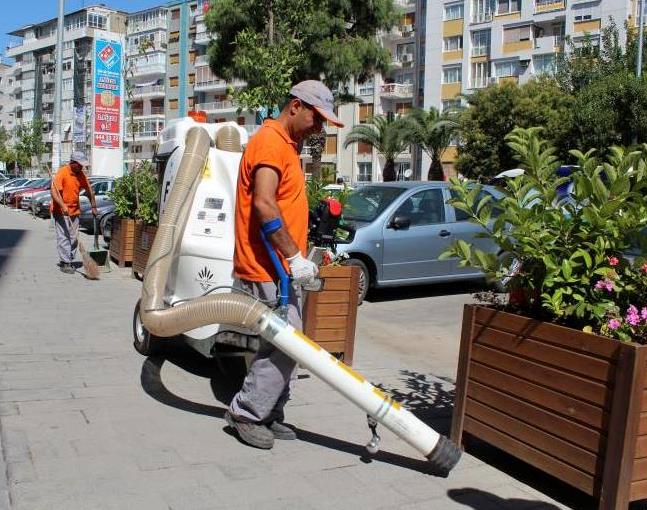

{"left": 93, "top": 39, "right": 122, "bottom": 149}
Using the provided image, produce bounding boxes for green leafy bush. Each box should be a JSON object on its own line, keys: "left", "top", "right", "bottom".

{"left": 109, "top": 161, "right": 158, "bottom": 225}
{"left": 442, "top": 127, "right": 647, "bottom": 342}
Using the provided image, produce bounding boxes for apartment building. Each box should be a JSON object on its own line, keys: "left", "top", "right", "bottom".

{"left": 301, "top": 0, "right": 424, "bottom": 183}
{"left": 5, "top": 6, "right": 127, "bottom": 172}
{"left": 425, "top": 0, "right": 630, "bottom": 175}
{"left": 124, "top": 7, "right": 168, "bottom": 171}
{"left": 0, "top": 63, "right": 18, "bottom": 135}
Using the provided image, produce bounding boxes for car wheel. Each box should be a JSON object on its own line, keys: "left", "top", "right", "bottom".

{"left": 344, "top": 258, "right": 370, "bottom": 305}
{"left": 100, "top": 213, "right": 114, "bottom": 244}
{"left": 133, "top": 300, "right": 163, "bottom": 356}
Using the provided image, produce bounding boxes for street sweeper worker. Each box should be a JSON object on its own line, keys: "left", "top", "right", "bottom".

{"left": 50, "top": 151, "right": 97, "bottom": 274}
{"left": 226, "top": 80, "right": 344, "bottom": 449}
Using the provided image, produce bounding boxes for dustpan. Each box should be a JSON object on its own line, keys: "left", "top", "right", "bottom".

{"left": 89, "top": 216, "right": 111, "bottom": 272}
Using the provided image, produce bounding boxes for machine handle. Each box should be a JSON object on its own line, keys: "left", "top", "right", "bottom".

{"left": 260, "top": 229, "right": 291, "bottom": 308}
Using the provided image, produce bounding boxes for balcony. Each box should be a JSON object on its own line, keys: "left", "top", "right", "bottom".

{"left": 471, "top": 13, "right": 493, "bottom": 23}
{"left": 380, "top": 83, "right": 413, "bottom": 99}
{"left": 127, "top": 17, "right": 167, "bottom": 35}
{"left": 196, "top": 100, "right": 236, "bottom": 113}
{"left": 194, "top": 55, "right": 210, "bottom": 67}
{"left": 42, "top": 92, "right": 54, "bottom": 103}
{"left": 130, "top": 62, "right": 166, "bottom": 77}
{"left": 131, "top": 85, "right": 165, "bottom": 98}
{"left": 471, "top": 46, "right": 490, "bottom": 57}
{"left": 394, "top": 0, "right": 416, "bottom": 10}
{"left": 195, "top": 32, "right": 211, "bottom": 45}
{"left": 194, "top": 78, "right": 245, "bottom": 92}
{"left": 534, "top": 0, "right": 566, "bottom": 13}
{"left": 471, "top": 76, "right": 494, "bottom": 89}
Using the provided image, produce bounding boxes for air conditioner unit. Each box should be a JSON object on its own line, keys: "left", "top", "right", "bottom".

{"left": 401, "top": 53, "right": 413, "bottom": 63}
{"left": 488, "top": 76, "right": 498, "bottom": 84}
{"left": 401, "top": 24, "right": 414, "bottom": 35}
{"left": 519, "top": 59, "right": 530, "bottom": 68}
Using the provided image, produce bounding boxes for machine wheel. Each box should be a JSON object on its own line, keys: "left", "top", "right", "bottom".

{"left": 344, "top": 258, "right": 370, "bottom": 305}
{"left": 133, "top": 300, "right": 163, "bottom": 356}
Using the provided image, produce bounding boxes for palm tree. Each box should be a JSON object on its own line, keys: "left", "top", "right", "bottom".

{"left": 401, "top": 107, "right": 459, "bottom": 181}
{"left": 343, "top": 115, "right": 409, "bottom": 182}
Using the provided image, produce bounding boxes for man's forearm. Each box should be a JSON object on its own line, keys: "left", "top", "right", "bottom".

{"left": 51, "top": 187, "right": 66, "bottom": 211}
{"left": 253, "top": 199, "right": 300, "bottom": 258}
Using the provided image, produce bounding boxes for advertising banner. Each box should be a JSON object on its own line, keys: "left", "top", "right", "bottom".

{"left": 93, "top": 39, "right": 122, "bottom": 149}
{"left": 73, "top": 106, "right": 85, "bottom": 144}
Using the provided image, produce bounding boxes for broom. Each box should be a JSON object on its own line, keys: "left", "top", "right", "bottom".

{"left": 79, "top": 237, "right": 100, "bottom": 280}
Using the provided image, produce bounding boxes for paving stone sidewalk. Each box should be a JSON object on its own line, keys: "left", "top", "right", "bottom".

{"left": 0, "top": 207, "right": 594, "bottom": 510}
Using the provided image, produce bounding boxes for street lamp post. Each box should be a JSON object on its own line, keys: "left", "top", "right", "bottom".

{"left": 638, "top": 0, "right": 645, "bottom": 77}
{"left": 51, "top": 0, "right": 65, "bottom": 171}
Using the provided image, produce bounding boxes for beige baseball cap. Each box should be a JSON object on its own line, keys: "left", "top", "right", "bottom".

{"left": 289, "top": 80, "right": 344, "bottom": 128}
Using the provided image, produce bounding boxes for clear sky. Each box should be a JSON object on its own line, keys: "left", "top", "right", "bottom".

{"left": 1, "top": 0, "right": 166, "bottom": 63}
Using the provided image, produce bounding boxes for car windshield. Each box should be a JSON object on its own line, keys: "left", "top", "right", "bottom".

{"left": 343, "top": 186, "right": 406, "bottom": 222}
{"left": 29, "top": 178, "right": 49, "bottom": 188}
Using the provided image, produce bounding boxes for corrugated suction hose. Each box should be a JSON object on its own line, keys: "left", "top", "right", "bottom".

{"left": 140, "top": 126, "right": 269, "bottom": 337}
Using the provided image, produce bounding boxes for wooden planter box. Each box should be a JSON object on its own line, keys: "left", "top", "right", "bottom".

{"left": 132, "top": 222, "right": 157, "bottom": 280}
{"left": 452, "top": 304, "right": 647, "bottom": 510}
{"left": 109, "top": 217, "right": 135, "bottom": 268}
{"left": 302, "top": 265, "right": 360, "bottom": 366}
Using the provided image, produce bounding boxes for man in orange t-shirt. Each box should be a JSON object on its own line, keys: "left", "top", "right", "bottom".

{"left": 50, "top": 152, "right": 97, "bottom": 274}
{"left": 226, "top": 81, "right": 344, "bottom": 449}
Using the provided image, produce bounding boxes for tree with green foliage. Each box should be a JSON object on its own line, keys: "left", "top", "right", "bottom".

{"left": 455, "top": 78, "right": 575, "bottom": 179}
{"left": 205, "top": 0, "right": 398, "bottom": 113}
{"left": 344, "top": 115, "right": 409, "bottom": 181}
{"left": 14, "top": 119, "right": 46, "bottom": 175}
{"left": 401, "top": 107, "right": 459, "bottom": 181}
{"left": 553, "top": 20, "right": 647, "bottom": 149}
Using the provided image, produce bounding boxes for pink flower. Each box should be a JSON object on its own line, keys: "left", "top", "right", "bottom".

{"left": 608, "top": 319, "right": 622, "bottom": 330}
{"left": 594, "top": 279, "right": 614, "bottom": 292}
{"left": 626, "top": 305, "right": 642, "bottom": 327}
{"left": 608, "top": 256, "right": 619, "bottom": 266}
{"left": 642, "top": 307, "right": 647, "bottom": 321}
{"left": 642, "top": 263, "right": 647, "bottom": 274}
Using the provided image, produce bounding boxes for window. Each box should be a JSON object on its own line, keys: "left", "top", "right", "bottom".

{"left": 503, "top": 25, "right": 532, "bottom": 43}
{"left": 169, "top": 76, "right": 179, "bottom": 87}
{"left": 471, "top": 61, "right": 491, "bottom": 88}
{"left": 87, "top": 13, "right": 107, "bottom": 30}
{"left": 189, "top": 50, "right": 196, "bottom": 63}
{"left": 395, "top": 162, "right": 412, "bottom": 181}
{"left": 471, "top": 29, "right": 491, "bottom": 56}
{"left": 472, "top": 0, "right": 495, "bottom": 22}
{"left": 62, "top": 78, "right": 73, "bottom": 91}
{"left": 574, "top": 13, "right": 593, "bottom": 21}
{"left": 495, "top": 60, "right": 519, "bottom": 77}
{"left": 169, "top": 99, "right": 178, "bottom": 110}
{"left": 169, "top": 31, "right": 180, "bottom": 44}
{"left": 170, "top": 53, "right": 179, "bottom": 65}
{"left": 357, "top": 162, "right": 372, "bottom": 182}
{"left": 452, "top": 189, "right": 500, "bottom": 221}
{"left": 553, "top": 22, "right": 565, "bottom": 47}
{"left": 65, "top": 14, "right": 87, "bottom": 31}
{"left": 444, "top": 2, "right": 464, "bottom": 20}
{"left": 359, "top": 78, "right": 374, "bottom": 96}
{"left": 442, "top": 98, "right": 462, "bottom": 112}
{"left": 171, "top": 9, "right": 180, "bottom": 20}
{"left": 443, "top": 35, "right": 463, "bottom": 52}
{"left": 358, "top": 142, "right": 372, "bottom": 154}
{"left": 62, "top": 99, "right": 73, "bottom": 112}
{"left": 396, "top": 43, "right": 414, "bottom": 62}
{"left": 188, "top": 73, "right": 195, "bottom": 84}
{"left": 394, "top": 189, "right": 446, "bottom": 226}
{"left": 63, "top": 41, "right": 74, "bottom": 50}
{"left": 396, "top": 72, "right": 414, "bottom": 84}
{"left": 497, "top": 0, "right": 520, "bottom": 14}
{"left": 62, "top": 60, "right": 72, "bottom": 72}
{"left": 442, "top": 65, "right": 462, "bottom": 83}
{"left": 396, "top": 102, "right": 412, "bottom": 115}
{"left": 324, "top": 135, "right": 337, "bottom": 155}
{"left": 359, "top": 103, "right": 374, "bottom": 123}
{"left": 533, "top": 53, "right": 555, "bottom": 74}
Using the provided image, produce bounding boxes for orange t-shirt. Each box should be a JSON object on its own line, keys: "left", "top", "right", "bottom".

{"left": 234, "top": 119, "right": 308, "bottom": 282}
{"left": 50, "top": 164, "right": 91, "bottom": 217}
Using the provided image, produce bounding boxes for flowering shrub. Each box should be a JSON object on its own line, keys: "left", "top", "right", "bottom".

{"left": 442, "top": 127, "right": 647, "bottom": 342}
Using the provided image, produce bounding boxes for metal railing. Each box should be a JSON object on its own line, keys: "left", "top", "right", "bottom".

{"left": 196, "top": 100, "right": 235, "bottom": 112}
{"left": 380, "top": 83, "right": 413, "bottom": 97}
{"left": 131, "top": 85, "right": 165, "bottom": 96}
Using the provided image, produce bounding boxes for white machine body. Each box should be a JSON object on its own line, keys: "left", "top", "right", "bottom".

{"left": 156, "top": 118, "right": 250, "bottom": 340}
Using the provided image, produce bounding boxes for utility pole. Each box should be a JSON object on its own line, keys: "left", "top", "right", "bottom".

{"left": 638, "top": 0, "right": 645, "bottom": 77}
{"left": 52, "top": 0, "right": 65, "bottom": 171}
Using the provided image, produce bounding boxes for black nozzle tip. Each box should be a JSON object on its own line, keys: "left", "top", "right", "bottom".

{"left": 426, "top": 435, "right": 462, "bottom": 476}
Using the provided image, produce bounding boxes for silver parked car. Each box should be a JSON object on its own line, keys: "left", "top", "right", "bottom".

{"left": 337, "top": 181, "right": 503, "bottom": 302}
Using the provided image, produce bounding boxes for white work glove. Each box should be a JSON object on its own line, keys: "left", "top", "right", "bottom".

{"left": 286, "top": 252, "right": 319, "bottom": 285}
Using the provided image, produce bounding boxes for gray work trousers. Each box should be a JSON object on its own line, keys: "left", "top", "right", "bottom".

{"left": 54, "top": 214, "right": 79, "bottom": 264}
{"left": 229, "top": 278, "right": 302, "bottom": 424}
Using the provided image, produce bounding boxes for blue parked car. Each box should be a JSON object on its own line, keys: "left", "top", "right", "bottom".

{"left": 337, "top": 181, "right": 503, "bottom": 303}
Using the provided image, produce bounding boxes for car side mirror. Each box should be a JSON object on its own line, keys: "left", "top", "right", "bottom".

{"left": 389, "top": 215, "right": 411, "bottom": 230}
